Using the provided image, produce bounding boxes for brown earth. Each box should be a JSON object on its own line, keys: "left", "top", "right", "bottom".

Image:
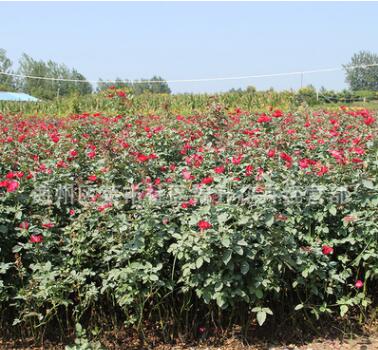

{"left": 1, "top": 333, "right": 378, "bottom": 350}
{"left": 2, "top": 320, "right": 377, "bottom": 350}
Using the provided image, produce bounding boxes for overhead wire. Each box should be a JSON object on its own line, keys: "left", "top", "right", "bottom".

{"left": 0, "top": 63, "right": 377, "bottom": 85}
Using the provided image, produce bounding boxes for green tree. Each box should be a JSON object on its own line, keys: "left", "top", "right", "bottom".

{"left": 344, "top": 51, "right": 378, "bottom": 91}
{"left": 97, "top": 76, "right": 171, "bottom": 95}
{"left": 0, "top": 49, "right": 15, "bottom": 91}
{"left": 69, "top": 70, "right": 93, "bottom": 96}
{"left": 147, "top": 75, "right": 171, "bottom": 94}
{"left": 18, "top": 53, "right": 92, "bottom": 99}
{"left": 97, "top": 77, "right": 131, "bottom": 91}
{"left": 246, "top": 85, "right": 257, "bottom": 94}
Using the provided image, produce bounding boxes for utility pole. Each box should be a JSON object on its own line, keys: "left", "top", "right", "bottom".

{"left": 300, "top": 72, "right": 304, "bottom": 89}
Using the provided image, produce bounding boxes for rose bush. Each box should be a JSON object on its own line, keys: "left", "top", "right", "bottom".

{"left": 0, "top": 105, "right": 377, "bottom": 341}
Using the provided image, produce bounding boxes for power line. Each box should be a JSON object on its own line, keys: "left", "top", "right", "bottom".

{"left": 0, "top": 63, "right": 377, "bottom": 85}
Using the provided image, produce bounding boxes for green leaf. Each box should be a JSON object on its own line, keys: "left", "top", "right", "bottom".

{"left": 362, "top": 179, "right": 374, "bottom": 189}
{"left": 329, "top": 205, "right": 337, "bottom": 216}
{"left": 215, "top": 293, "right": 226, "bottom": 308}
{"left": 294, "top": 304, "right": 304, "bottom": 310}
{"left": 340, "top": 305, "right": 348, "bottom": 317}
{"left": 222, "top": 250, "right": 232, "bottom": 265}
{"left": 234, "top": 246, "right": 244, "bottom": 256}
{"left": 255, "top": 289, "right": 263, "bottom": 299}
{"left": 196, "top": 257, "right": 204, "bottom": 269}
{"left": 217, "top": 212, "right": 229, "bottom": 225}
{"left": 12, "top": 245, "right": 22, "bottom": 253}
{"left": 149, "top": 274, "right": 159, "bottom": 281}
{"left": 12, "top": 318, "right": 21, "bottom": 326}
{"left": 214, "top": 281, "right": 223, "bottom": 292}
{"left": 0, "top": 262, "right": 12, "bottom": 274}
{"left": 221, "top": 237, "right": 231, "bottom": 248}
{"left": 265, "top": 213, "right": 274, "bottom": 227}
{"left": 237, "top": 239, "right": 248, "bottom": 246}
{"left": 256, "top": 311, "right": 267, "bottom": 326}
{"left": 238, "top": 216, "right": 249, "bottom": 225}
{"left": 263, "top": 307, "right": 273, "bottom": 315}
{"left": 240, "top": 261, "right": 249, "bottom": 275}
{"left": 75, "top": 322, "right": 83, "bottom": 333}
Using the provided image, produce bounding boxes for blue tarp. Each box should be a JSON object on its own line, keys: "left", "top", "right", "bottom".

{"left": 0, "top": 92, "right": 39, "bottom": 102}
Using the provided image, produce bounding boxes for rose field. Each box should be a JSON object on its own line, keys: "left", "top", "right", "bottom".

{"left": 0, "top": 92, "right": 377, "bottom": 348}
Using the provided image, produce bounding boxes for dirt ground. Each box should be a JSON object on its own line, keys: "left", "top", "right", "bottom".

{"left": 156, "top": 336, "right": 378, "bottom": 350}
{"left": 2, "top": 322, "right": 378, "bottom": 350}
{"left": 1, "top": 335, "right": 378, "bottom": 350}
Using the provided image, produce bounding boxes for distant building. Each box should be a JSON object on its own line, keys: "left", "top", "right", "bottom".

{"left": 0, "top": 92, "right": 39, "bottom": 102}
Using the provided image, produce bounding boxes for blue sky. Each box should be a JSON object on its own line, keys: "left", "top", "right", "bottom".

{"left": 1, "top": 1, "right": 377, "bottom": 93}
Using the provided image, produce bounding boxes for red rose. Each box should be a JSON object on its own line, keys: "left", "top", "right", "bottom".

{"left": 50, "top": 134, "right": 60, "bottom": 143}
{"left": 321, "top": 245, "right": 334, "bottom": 255}
{"left": 245, "top": 165, "right": 254, "bottom": 176}
{"left": 201, "top": 177, "right": 214, "bottom": 185}
{"left": 299, "top": 159, "right": 310, "bottom": 169}
{"left": 364, "top": 116, "right": 375, "bottom": 126}
{"left": 87, "top": 151, "right": 96, "bottom": 159}
{"left": 280, "top": 152, "right": 292, "bottom": 163}
{"left": 182, "top": 169, "right": 194, "bottom": 180}
{"left": 6, "top": 180, "right": 19, "bottom": 193}
{"left": 98, "top": 202, "right": 113, "bottom": 212}
{"left": 19, "top": 221, "right": 29, "bottom": 230}
{"left": 232, "top": 155, "right": 243, "bottom": 165}
{"left": 137, "top": 154, "right": 149, "bottom": 162}
{"left": 343, "top": 215, "right": 357, "bottom": 223}
{"left": 214, "top": 166, "right": 225, "bottom": 174}
{"left": 257, "top": 114, "right": 272, "bottom": 123}
{"left": 56, "top": 160, "right": 67, "bottom": 168}
{"left": 198, "top": 220, "right": 212, "bottom": 231}
{"left": 88, "top": 175, "right": 97, "bottom": 182}
{"left": 29, "top": 234, "right": 43, "bottom": 243}
{"left": 355, "top": 280, "right": 363, "bottom": 289}
{"left": 317, "top": 165, "right": 329, "bottom": 177}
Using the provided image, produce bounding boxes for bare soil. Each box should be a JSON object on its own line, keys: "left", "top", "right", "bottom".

{"left": 1, "top": 332, "right": 378, "bottom": 350}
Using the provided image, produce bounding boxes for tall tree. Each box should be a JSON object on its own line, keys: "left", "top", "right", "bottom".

{"left": 146, "top": 76, "right": 171, "bottom": 94}
{"left": 0, "top": 49, "right": 15, "bottom": 91}
{"left": 344, "top": 51, "right": 378, "bottom": 91}
{"left": 97, "top": 77, "right": 131, "bottom": 91}
{"left": 18, "top": 53, "right": 92, "bottom": 99}
{"left": 97, "top": 76, "right": 171, "bottom": 95}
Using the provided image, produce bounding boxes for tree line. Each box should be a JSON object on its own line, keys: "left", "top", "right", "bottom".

{"left": 1, "top": 49, "right": 378, "bottom": 100}
{"left": 0, "top": 49, "right": 171, "bottom": 99}
{"left": 227, "top": 51, "right": 378, "bottom": 95}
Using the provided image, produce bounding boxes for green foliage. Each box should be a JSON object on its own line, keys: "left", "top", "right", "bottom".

{"left": 0, "top": 80, "right": 377, "bottom": 345}
{"left": 0, "top": 49, "right": 15, "bottom": 91}
{"left": 65, "top": 323, "right": 104, "bottom": 350}
{"left": 344, "top": 50, "right": 378, "bottom": 91}
{"left": 97, "top": 75, "right": 171, "bottom": 95}
{"left": 296, "top": 85, "right": 318, "bottom": 105}
{"left": 0, "top": 88, "right": 297, "bottom": 117}
{"left": 17, "top": 53, "right": 92, "bottom": 99}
